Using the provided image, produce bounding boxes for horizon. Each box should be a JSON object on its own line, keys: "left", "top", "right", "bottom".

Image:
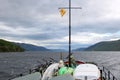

{"left": 1, "top": 38, "right": 120, "bottom": 50}
{"left": 1, "top": 0, "right": 120, "bottom": 49}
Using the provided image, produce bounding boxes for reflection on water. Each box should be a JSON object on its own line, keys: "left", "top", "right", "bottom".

{"left": 0, "top": 51, "right": 120, "bottom": 80}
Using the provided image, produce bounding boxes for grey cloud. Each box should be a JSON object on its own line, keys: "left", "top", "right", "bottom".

{"left": 0, "top": 29, "right": 67, "bottom": 41}
{"left": 0, "top": 0, "right": 69, "bottom": 32}
{"left": 0, "top": 0, "right": 42, "bottom": 28}
{"left": 72, "top": 19, "right": 120, "bottom": 35}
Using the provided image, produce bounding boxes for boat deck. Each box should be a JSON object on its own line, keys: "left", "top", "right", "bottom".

{"left": 50, "top": 74, "right": 74, "bottom": 80}
{"left": 12, "top": 72, "right": 41, "bottom": 80}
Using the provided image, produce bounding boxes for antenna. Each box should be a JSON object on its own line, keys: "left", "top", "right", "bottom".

{"left": 59, "top": 0, "right": 81, "bottom": 67}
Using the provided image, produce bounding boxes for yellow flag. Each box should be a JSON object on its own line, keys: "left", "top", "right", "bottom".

{"left": 59, "top": 8, "right": 66, "bottom": 17}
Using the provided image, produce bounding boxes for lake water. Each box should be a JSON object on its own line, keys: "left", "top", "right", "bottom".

{"left": 0, "top": 51, "right": 120, "bottom": 80}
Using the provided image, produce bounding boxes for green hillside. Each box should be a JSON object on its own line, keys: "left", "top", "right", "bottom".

{"left": 0, "top": 39, "right": 24, "bottom": 52}
{"left": 85, "top": 40, "right": 120, "bottom": 51}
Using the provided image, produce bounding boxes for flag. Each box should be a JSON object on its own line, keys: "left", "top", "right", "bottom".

{"left": 59, "top": 8, "right": 66, "bottom": 17}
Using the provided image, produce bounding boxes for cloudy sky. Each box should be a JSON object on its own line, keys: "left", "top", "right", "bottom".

{"left": 0, "top": 0, "right": 120, "bottom": 49}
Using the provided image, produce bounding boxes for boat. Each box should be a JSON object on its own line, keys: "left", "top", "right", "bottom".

{"left": 10, "top": 57, "right": 118, "bottom": 80}
{"left": 11, "top": 57, "right": 101, "bottom": 80}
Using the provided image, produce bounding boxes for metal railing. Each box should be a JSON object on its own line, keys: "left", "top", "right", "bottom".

{"left": 100, "top": 66, "right": 118, "bottom": 80}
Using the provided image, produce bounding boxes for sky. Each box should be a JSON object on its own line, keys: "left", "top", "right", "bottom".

{"left": 0, "top": 0, "right": 120, "bottom": 49}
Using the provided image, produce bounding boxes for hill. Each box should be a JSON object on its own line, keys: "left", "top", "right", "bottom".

{"left": 0, "top": 39, "right": 24, "bottom": 52}
{"left": 85, "top": 40, "right": 120, "bottom": 51}
{"left": 16, "top": 43, "right": 50, "bottom": 51}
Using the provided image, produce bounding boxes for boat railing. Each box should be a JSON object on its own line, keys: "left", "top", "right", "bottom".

{"left": 100, "top": 66, "right": 118, "bottom": 80}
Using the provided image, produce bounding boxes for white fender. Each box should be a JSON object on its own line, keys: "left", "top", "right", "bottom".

{"left": 41, "top": 63, "right": 59, "bottom": 80}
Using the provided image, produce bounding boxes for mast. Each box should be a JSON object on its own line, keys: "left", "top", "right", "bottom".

{"left": 59, "top": 0, "right": 81, "bottom": 67}
{"left": 68, "top": 0, "right": 71, "bottom": 67}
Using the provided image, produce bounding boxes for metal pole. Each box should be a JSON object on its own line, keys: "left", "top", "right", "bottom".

{"left": 69, "top": 0, "right": 71, "bottom": 67}
{"left": 113, "top": 76, "right": 115, "bottom": 80}
{"left": 100, "top": 70, "right": 103, "bottom": 80}
{"left": 108, "top": 71, "right": 110, "bottom": 80}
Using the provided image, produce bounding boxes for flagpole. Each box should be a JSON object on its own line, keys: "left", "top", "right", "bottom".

{"left": 69, "top": 0, "right": 71, "bottom": 67}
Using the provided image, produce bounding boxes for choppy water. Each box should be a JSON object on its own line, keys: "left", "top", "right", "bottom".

{"left": 0, "top": 51, "right": 120, "bottom": 80}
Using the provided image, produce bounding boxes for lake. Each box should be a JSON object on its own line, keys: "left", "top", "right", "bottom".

{"left": 0, "top": 51, "right": 120, "bottom": 80}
